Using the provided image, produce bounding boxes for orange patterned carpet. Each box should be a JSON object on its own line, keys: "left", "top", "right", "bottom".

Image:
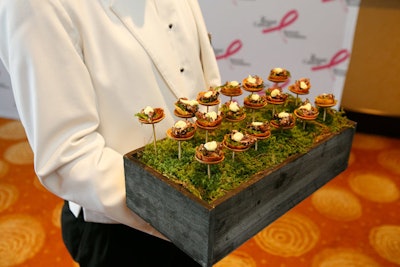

{"left": 0, "top": 117, "right": 399, "bottom": 267}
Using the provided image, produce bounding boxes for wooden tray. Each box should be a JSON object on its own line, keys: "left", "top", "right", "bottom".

{"left": 124, "top": 123, "right": 356, "bottom": 267}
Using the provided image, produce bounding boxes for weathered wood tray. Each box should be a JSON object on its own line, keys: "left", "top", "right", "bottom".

{"left": 124, "top": 124, "right": 355, "bottom": 267}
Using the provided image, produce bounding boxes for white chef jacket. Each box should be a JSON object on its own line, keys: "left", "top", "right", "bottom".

{"left": 0, "top": 0, "right": 221, "bottom": 239}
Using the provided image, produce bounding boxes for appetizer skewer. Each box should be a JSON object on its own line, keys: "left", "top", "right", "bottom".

{"left": 166, "top": 120, "right": 196, "bottom": 159}
{"left": 135, "top": 106, "right": 165, "bottom": 154}
{"left": 195, "top": 141, "right": 224, "bottom": 179}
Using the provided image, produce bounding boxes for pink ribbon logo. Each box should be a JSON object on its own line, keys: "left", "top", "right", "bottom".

{"left": 216, "top": 39, "right": 243, "bottom": 60}
{"left": 262, "top": 10, "right": 299, "bottom": 34}
{"left": 311, "top": 49, "right": 350, "bottom": 71}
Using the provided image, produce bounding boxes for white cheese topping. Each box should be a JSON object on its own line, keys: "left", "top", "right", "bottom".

{"left": 271, "top": 89, "right": 281, "bottom": 97}
{"left": 278, "top": 111, "right": 289, "bottom": 118}
{"left": 300, "top": 103, "right": 312, "bottom": 111}
{"left": 229, "top": 81, "right": 239, "bottom": 86}
{"left": 251, "top": 94, "right": 260, "bottom": 101}
{"left": 300, "top": 81, "right": 307, "bottom": 89}
{"left": 232, "top": 131, "right": 244, "bottom": 142}
{"left": 174, "top": 120, "right": 187, "bottom": 129}
{"left": 144, "top": 106, "right": 154, "bottom": 115}
{"left": 204, "top": 141, "right": 217, "bottom": 151}
{"left": 229, "top": 101, "right": 240, "bottom": 112}
{"left": 206, "top": 111, "right": 217, "bottom": 121}
{"left": 273, "top": 67, "right": 283, "bottom": 73}
{"left": 204, "top": 91, "right": 213, "bottom": 98}
{"left": 180, "top": 99, "right": 198, "bottom": 106}
{"left": 247, "top": 75, "right": 256, "bottom": 84}
{"left": 252, "top": 121, "right": 263, "bottom": 126}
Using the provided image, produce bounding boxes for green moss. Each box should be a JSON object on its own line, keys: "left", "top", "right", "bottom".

{"left": 134, "top": 97, "right": 354, "bottom": 203}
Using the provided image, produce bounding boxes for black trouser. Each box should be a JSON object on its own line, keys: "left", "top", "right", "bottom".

{"left": 61, "top": 201, "right": 201, "bottom": 267}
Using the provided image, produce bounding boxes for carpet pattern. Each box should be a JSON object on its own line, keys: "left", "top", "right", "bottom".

{"left": 0, "top": 117, "right": 399, "bottom": 267}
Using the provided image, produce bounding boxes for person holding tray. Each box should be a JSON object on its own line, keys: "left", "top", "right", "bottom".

{"left": 0, "top": 1, "right": 220, "bottom": 266}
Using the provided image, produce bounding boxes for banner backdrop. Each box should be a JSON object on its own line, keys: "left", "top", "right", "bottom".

{"left": 199, "top": 0, "right": 360, "bottom": 108}
{"left": 0, "top": 0, "right": 360, "bottom": 119}
{"left": 0, "top": 61, "right": 17, "bottom": 119}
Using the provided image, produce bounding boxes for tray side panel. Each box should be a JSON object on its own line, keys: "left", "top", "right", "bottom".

{"left": 211, "top": 127, "right": 355, "bottom": 264}
{"left": 124, "top": 159, "right": 214, "bottom": 266}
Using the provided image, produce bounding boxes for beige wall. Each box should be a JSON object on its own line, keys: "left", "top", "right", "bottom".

{"left": 341, "top": 0, "right": 400, "bottom": 117}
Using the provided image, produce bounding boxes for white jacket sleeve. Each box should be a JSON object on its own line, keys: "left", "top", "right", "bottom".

{"left": 0, "top": 0, "right": 166, "bottom": 238}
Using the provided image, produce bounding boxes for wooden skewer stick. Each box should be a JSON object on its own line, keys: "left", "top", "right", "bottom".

{"left": 178, "top": 141, "right": 181, "bottom": 159}
{"left": 152, "top": 123, "right": 157, "bottom": 154}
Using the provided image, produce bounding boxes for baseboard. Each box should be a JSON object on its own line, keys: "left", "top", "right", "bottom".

{"left": 344, "top": 110, "right": 400, "bottom": 138}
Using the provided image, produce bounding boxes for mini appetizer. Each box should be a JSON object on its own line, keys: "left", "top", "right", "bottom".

{"left": 174, "top": 97, "right": 199, "bottom": 117}
{"left": 197, "top": 88, "right": 220, "bottom": 104}
{"left": 170, "top": 120, "right": 196, "bottom": 139}
{"left": 195, "top": 110, "right": 223, "bottom": 128}
{"left": 272, "top": 111, "right": 296, "bottom": 128}
{"left": 266, "top": 88, "right": 288, "bottom": 104}
{"left": 268, "top": 67, "right": 291, "bottom": 82}
{"left": 243, "top": 93, "right": 267, "bottom": 108}
{"left": 295, "top": 100, "right": 319, "bottom": 119}
{"left": 220, "top": 101, "right": 246, "bottom": 120}
{"left": 135, "top": 106, "right": 164, "bottom": 123}
{"left": 266, "top": 85, "right": 282, "bottom": 94}
{"left": 246, "top": 121, "right": 270, "bottom": 137}
{"left": 242, "top": 74, "right": 264, "bottom": 91}
{"left": 315, "top": 93, "right": 336, "bottom": 106}
{"left": 195, "top": 141, "right": 224, "bottom": 162}
{"left": 224, "top": 130, "right": 257, "bottom": 150}
{"left": 220, "top": 80, "right": 242, "bottom": 96}
{"left": 289, "top": 78, "right": 311, "bottom": 94}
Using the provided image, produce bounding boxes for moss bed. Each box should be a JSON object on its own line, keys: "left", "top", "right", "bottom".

{"left": 133, "top": 95, "right": 354, "bottom": 203}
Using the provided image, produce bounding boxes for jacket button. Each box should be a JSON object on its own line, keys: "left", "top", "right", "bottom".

{"left": 169, "top": 24, "right": 173, "bottom": 29}
{"left": 180, "top": 68, "right": 184, "bottom": 73}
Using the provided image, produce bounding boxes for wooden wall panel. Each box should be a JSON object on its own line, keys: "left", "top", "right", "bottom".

{"left": 342, "top": 0, "right": 400, "bottom": 117}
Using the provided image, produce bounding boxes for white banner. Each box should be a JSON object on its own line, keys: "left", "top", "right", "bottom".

{"left": 199, "top": 0, "right": 360, "bottom": 108}
{"left": 0, "top": 61, "right": 18, "bottom": 119}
